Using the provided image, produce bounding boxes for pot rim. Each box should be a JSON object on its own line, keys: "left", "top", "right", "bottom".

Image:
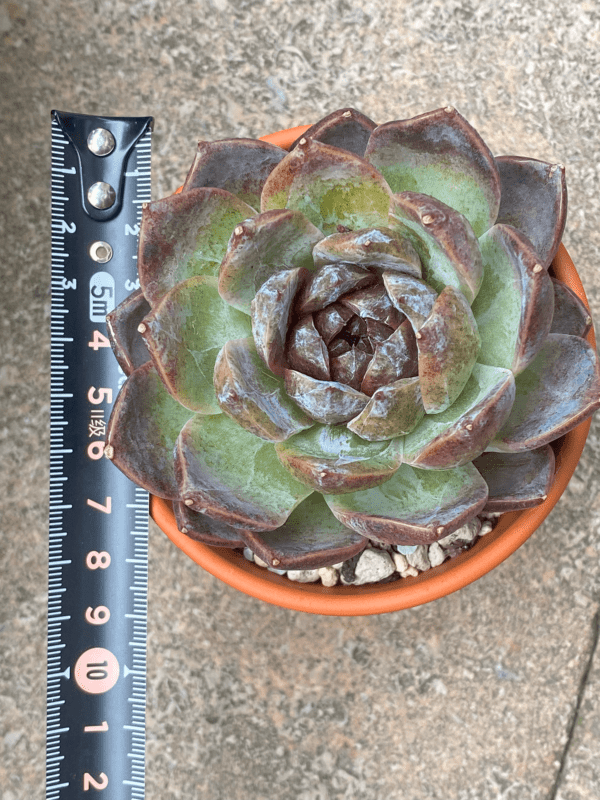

{"left": 150, "top": 125, "right": 596, "bottom": 616}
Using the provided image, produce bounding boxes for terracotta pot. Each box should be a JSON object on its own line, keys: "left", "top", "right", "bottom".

{"left": 151, "top": 125, "right": 596, "bottom": 616}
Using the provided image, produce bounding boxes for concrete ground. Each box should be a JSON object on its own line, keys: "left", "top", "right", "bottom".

{"left": 2, "top": 0, "right": 600, "bottom": 797}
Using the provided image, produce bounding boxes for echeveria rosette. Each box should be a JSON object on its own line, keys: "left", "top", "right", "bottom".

{"left": 106, "top": 106, "right": 600, "bottom": 572}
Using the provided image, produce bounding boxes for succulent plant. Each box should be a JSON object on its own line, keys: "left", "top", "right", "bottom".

{"left": 106, "top": 106, "right": 600, "bottom": 573}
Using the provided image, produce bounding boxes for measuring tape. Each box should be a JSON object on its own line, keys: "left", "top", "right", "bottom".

{"left": 47, "top": 111, "right": 153, "bottom": 799}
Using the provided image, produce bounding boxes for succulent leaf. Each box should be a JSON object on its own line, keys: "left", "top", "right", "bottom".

{"left": 289, "top": 108, "right": 377, "bottom": 157}
{"left": 296, "top": 262, "right": 376, "bottom": 315}
{"left": 173, "top": 501, "right": 247, "bottom": 547}
{"left": 347, "top": 376, "right": 425, "bottom": 441}
{"left": 284, "top": 370, "right": 370, "bottom": 424}
{"left": 473, "top": 446, "right": 555, "bottom": 512}
{"left": 495, "top": 156, "right": 567, "bottom": 269}
{"left": 213, "top": 337, "right": 315, "bottom": 441}
{"left": 175, "top": 413, "right": 313, "bottom": 530}
{"left": 275, "top": 423, "right": 403, "bottom": 494}
{"left": 106, "top": 288, "right": 151, "bottom": 376}
{"left": 360, "top": 321, "right": 418, "bottom": 395}
{"left": 261, "top": 138, "right": 394, "bottom": 235}
{"left": 365, "top": 106, "right": 501, "bottom": 237}
{"left": 106, "top": 362, "right": 194, "bottom": 498}
{"left": 490, "top": 333, "right": 600, "bottom": 452}
{"left": 389, "top": 192, "right": 483, "bottom": 303}
{"left": 339, "top": 283, "right": 403, "bottom": 327}
{"left": 313, "top": 226, "right": 422, "bottom": 276}
{"left": 251, "top": 267, "right": 309, "bottom": 375}
{"left": 402, "top": 364, "right": 515, "bottom": 468}
{"left": 138, "top": 188, "right": 256, "bottom": 305}
{"left": 550, "top": 278, "right": 593, "bottom": 338}
{"left": 140, "top": 275, "right": 252, "bottom": 414}
{"left": 471, "top": 223, "right": 554, "bottom": 375}
{"left": 313, "top": 303, "right": 354, "bottom": 344}
{"left": 330, "top": 347, "right": 372, "bottom": 390}
{"left": 240, "top": 493, "right": 367, "bottom": 570}
{"left": 383, "top": 273, "right": 438, "bottom": 330}
{"left": 324, "top": 462, "right": 488, "bottom": 545}
{"left": 286, "top": 315, "right": 331, "bottom": 381}
{"left": 418, "top": 286, "right": 481, "bottom": 413}
{"left": 218, "top": 209, "right": 322, "bottom": 314}
{"left": 182, "top": 138, "right": 287, "bottom": 210}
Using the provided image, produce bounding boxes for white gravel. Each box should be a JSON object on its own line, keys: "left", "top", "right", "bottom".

{"left": 241, "top": 514, "right": 499, "bottom": 586}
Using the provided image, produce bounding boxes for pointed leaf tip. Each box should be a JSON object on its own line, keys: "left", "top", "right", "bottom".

{"left": 289, "top": 108, "right": 377, "bottom": 157}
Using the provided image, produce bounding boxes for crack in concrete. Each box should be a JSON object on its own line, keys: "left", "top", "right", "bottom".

{"left": 548, "top": 605, "right": 600, "bottom": 800}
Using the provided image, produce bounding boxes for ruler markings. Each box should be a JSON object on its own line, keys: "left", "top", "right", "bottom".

{"left": 47, "top": 111, "right": 152, "bottom": 800}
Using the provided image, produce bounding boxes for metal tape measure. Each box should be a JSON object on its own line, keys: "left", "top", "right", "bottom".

{"left": 47, "top": 110, "right": 153, "bottom": 800}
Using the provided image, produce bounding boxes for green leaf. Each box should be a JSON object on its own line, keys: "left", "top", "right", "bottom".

{"left": 402, "top": 364, "right": 515, "bottom": 468}
{"left": 324, "top": 462, "right": 488, "bottom": 545}
{"left": 389, "top": 192, "right": 483, "bottom": 303}
{"left": 417, "top": 286, "right": 481, "bottom": 413}
{"left": 218, "top": 209, "right": 322, "bottom": 314}
{"left": 106, "top": 362, "right": 194, "bottom": 499}
{"left": 489, "top": 333, "right": 600, "bottom": 452}
{"left": 214, "top": 337, "right": 314, "bottom": 441}
{"left": 347, "top": 377, "right": 424, "bottom": 441}
{"left": 140, "top": 275, "right": 252, "bottom": 414}
{"left": 471, "top": 224, "right": 554, "bottom": 375}
{"left": 138, "top": 188, "right": 256, "bottom": 305}
{"left": 275, "top": 423, "right": 403, "bottom": 493}
{"left": 261, "top": 138, "right": 393, "bottom": 235}
{"left": 365, "top": 106, "right": 500, "bottom": 237}
{"left": 176, "top": 414, "right": 313, "bottom": 530}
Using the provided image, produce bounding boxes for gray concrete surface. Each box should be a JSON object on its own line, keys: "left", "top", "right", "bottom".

{"left": 1, "top": 0, "right": 600, "bottom": 797}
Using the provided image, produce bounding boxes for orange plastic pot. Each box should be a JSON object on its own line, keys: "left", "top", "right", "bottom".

{"left": 151, "top": 125, "right": 596, "bottom": 616}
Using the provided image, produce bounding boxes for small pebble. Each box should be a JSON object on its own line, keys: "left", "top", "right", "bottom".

{"left": 479, "top": 520, "right": 494, "bottom": 535}
{"left": 287, "top": 569, "right": 320, "bottom": 583}
{"left": 351, "top": 549, "right": 396, "bottom": 585}
{"left": 400, "top": 565, "right": 419, "bottom": 578}
{"left": 392, "top": 551, "right": 409, "bottom": 573}
{"left": 395, "top": 544, "right": 418, "bottom": 555}
{"left": 340, "top": 552, "right": 363, "bottom": 584}
{"left": 254, "top": 554, "right": 269, "bottom": 568}
{"left": 243, "top": 547, "right": 255, "bottom": 562}
{"left": 318, "top": 566, "right": 339, "bottom": 587}
{"left": 438, "top": 519, "right": 480, "bottom": 549}
{"left": 428, "top": 541, "right": 446, "bottom": 567}
{"left": 407, "top": 545, "right": 431, "bottom": 572}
